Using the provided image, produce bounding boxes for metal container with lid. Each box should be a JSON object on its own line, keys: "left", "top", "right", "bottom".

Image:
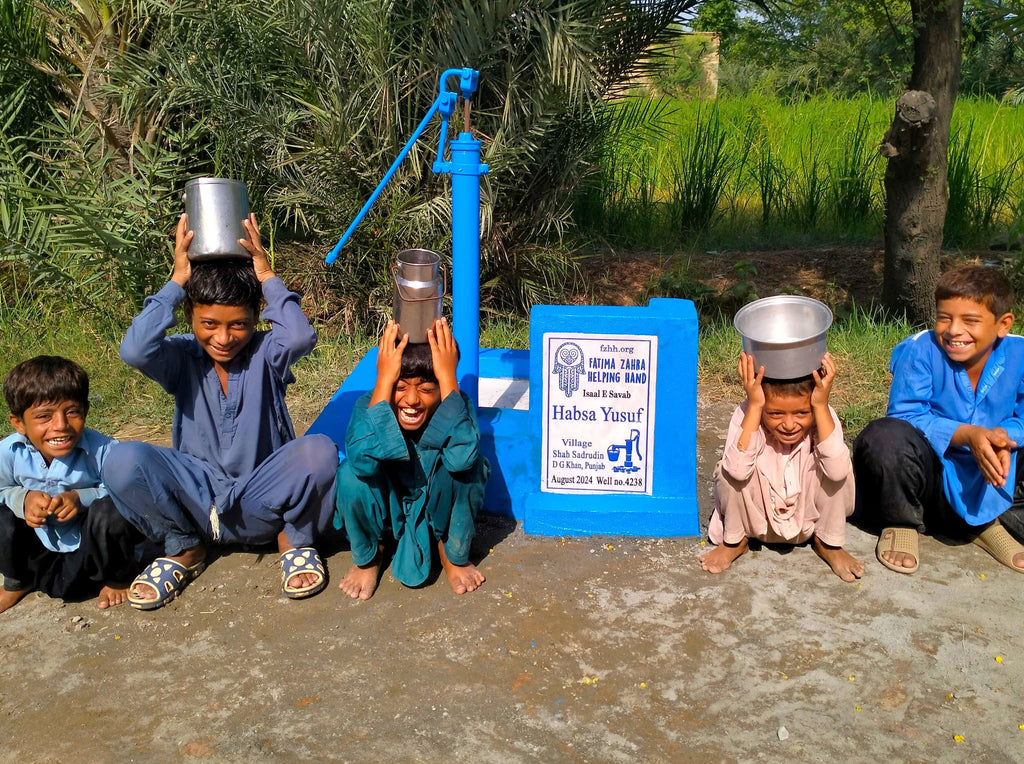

{"left": 183, "top": 177, "right": 250, "bottom": 260}
{"left": 393, "top": 249, "right": 445, "bottom": 343}
{"left": 733, "top": 295, "right": 833, "bottom": 379}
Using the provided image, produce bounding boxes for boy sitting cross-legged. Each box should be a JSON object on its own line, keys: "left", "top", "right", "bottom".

{"left": 335, "top": 317, "right": 489, "bottom": 600}
{"left": 1, "top": 356, "right": 155, "bottom": 612}
{"left": 854, "top": 264, "right": 1024, "bottom": 574}
{"left": 101, "top": 213, "right": 338, "bottom": 609}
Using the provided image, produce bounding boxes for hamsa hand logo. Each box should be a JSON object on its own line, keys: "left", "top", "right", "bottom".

{"left": 552, "top": 342, "right": 585, "bottom": 397}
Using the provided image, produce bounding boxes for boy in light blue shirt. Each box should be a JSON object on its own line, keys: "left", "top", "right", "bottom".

{"left": 854, "top": 265, "right": 1024, "bottom": 574}
{"left": 0, "top": 356, "right": 152, "bottom": 612}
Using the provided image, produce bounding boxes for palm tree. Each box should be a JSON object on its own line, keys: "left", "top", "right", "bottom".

{"left": 3, "top": 0, "right": 699, "bottom": 315}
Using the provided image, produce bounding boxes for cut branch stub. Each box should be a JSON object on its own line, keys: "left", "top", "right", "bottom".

{"left": 879, "top": 90, "right": 938, "bottom": 161}
{"left": 895, "top": 90, "right": 937, "bottom": 127}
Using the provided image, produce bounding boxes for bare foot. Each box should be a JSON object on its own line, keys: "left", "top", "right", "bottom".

{"left": 130, "top": 544, "right": 206, "bottom": 604}
{"left": 699, "top": 537, "right": 749, "bottom": 573}
{"left": 339, "top": 548, "right": 382, "bottom": 600}
{"left": 438, "top": 542, "right": 485, "bottom": 594}
{"left": 813, "top": 536, "right": 865, "bottom": 582}
{"left": 0, "top": 588, "right": 28, "bottom": 614}
{"left": 97, "top": 584, "right": 130, "bottom": 610}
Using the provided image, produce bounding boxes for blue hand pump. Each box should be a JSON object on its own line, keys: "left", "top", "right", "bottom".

{"left": 325, "top": 67, "right": 489, "bottom": 402}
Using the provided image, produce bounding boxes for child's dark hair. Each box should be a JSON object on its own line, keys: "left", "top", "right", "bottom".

{"left": 183, "top": 258, "right": 261, "bottom": 321}
{"left": 3, "top": 356, "right": 90, "bottom": 418}
{"left": 935, "top": 264, "right": 1014, "bottom": 317}
{"left": 761, "top": 374, "right": 814, "bottom": 399}
{"left": 399, "top": 341, "right": 461, "bottom": 383}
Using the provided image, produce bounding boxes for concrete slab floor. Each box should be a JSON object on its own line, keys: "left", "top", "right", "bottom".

{"left": 1, "top": 399, "right": 1022, "bottom": 762}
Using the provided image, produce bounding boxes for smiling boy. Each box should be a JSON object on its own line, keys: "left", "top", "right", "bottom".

{"left": 334, "top": 318, "right": 489, "bottom": 600}
{"left": 854, "top": 264, "right": 1024, "bottom": 574}
{"left": 0, "top": 357, "right": 152, "bottom": 612}
{"left": 101, "top": 213, "right": 338, "bottom": 609}
{"left": 700, "top": 350, "right": 863, "bottom": 581}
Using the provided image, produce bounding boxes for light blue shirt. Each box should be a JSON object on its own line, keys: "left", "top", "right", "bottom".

{"left": 887, "top": 330, "right": 1024, "bottom": 525}
{"left": 0, "top": 428, "right": 116, "bottom": 552}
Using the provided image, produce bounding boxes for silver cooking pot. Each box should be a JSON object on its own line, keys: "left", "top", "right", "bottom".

{"left": 183, "top": 178, "right": 250, "bottom": 260}
{"left": 733, "top": 295, "right": 833, "bottom": 379}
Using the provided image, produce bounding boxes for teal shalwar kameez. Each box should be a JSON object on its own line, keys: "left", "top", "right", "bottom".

{"left": 334, "top": 391, "right": 489, "bottom": 586}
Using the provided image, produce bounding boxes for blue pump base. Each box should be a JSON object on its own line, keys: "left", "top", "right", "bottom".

{"left": 306, "top": 299, "right": 700, "bottom": 538}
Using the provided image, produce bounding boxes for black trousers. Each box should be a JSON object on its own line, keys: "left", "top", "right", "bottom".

{"left": 852, "top": 417, "right": 1024, "bottom": 539}
{"left": 0, "top": 497, "right": 155, "bottom": 599}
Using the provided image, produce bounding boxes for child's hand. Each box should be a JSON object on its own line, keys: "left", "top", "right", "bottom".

{"left": 370, "top": 320, "right": 408, "bottom": 405}
{"left": 965, "top": 425, "right": 1016, "bottom": 486}
{"left": 239, "top": 213, "right": 275, "bottom": 283}
{"left": 738, "top": 351, "right": 766, "bottom": 410}
{"left": 49, "top": 491, "right": 81, "bottom": 523}
{"left": 427, "top": 318, "right": 459, "bottom": 399}
{"left": 171, "top": 213, "right": 193, "bottom": 287}
{"left": 736, "top": 352, "right": 766, "bottom": 451}
{"left": 811, "top": 352, "right": 837, "bottom": 408}
{"left": 22, "top": 491, "right": 51, "bottom": 528}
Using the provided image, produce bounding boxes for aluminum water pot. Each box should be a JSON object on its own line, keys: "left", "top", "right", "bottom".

{"left": 183, "top": 178, "right": 250, "bottom": 260}
{"left": 733, "top": 295, "right": 833, "bottom": 379}
{"left": 393, "top": 249, "right": 445, "bottom": 343}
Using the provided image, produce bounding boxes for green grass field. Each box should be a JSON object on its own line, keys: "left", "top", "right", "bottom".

{"left": 579, "top": 93, "right": 1024, "bottom": 249}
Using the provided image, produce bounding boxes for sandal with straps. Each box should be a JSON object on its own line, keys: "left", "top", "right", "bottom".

{"left": 280, "top": 547, "right": 327, "bottom": 598}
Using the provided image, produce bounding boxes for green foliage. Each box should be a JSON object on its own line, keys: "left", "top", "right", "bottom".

{"left": 646, "top": 257, "right": 756, "bottom": 316}
{"left": 1, "top": 0, "right": 702, "bottom": 324}
{"left": 667, "top": 104, "right": 731, "bottom": 235}
{"left": 720, "top": 1, "right": 915, "bottom": 98}
{"left": 713, "top": 1, "right": 1024, "bottom": 101}
{"left": 647, "top": 30, "right": 719, "bottom": 98}
{"left": 576, "top": 92, "right": 1022, "bottom": 249}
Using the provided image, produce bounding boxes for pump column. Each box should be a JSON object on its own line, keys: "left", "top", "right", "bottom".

{"left": 448, "top": 132, "right": 488, "bottom": 403}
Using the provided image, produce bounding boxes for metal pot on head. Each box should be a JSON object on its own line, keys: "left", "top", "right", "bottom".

{"left": 733, "top": 295, "right": 833, "bottom": 379}
{"left": 183, "top": 178, "right": 250, "bottom": 260}
{"left": 393, "top": 249, "right": 445, "bottom": 343}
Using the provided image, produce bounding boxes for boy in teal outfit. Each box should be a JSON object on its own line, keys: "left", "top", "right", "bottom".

{"left": 335, "top": 317, "right": 489, "bottom": 600}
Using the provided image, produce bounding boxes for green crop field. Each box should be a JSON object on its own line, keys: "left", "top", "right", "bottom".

{"left": 577, "top": 94, "right": 1024, "bottom": 249}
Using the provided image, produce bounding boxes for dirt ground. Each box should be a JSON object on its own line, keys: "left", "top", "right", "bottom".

{"left": 3, "top": 397, "right": 1024, "bottom": 762}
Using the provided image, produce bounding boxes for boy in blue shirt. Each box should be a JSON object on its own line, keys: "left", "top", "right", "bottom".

{"left": 1, "top": 356, "right": 153, "bottom": 612}
{"left": 102, "top": 213, "right": 338, "bottom": 609}
{"left": 335, "top": 318, "right": 488, "bottom": 600}
{"left": 854, "top": 264, "right": 1024, "bottom": 574}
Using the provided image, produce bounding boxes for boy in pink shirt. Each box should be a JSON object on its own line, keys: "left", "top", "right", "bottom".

{"left": 700, "top": 351, "right": 864, "bottom": 582}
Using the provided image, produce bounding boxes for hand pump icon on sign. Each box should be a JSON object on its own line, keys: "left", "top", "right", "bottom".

{"left": 607, "top": 429, "right": 642, "bottom": 474}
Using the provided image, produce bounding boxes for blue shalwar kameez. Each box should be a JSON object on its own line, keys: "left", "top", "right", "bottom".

{"left": 102, "top": 278, "right": 338, "bottom": 555}
{"left": 334, "top": 391, "right": 489, "bottom": 586}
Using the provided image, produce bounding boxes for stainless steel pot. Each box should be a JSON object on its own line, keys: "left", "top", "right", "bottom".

{"left": 183, "top": 178, "right": 250, "bottom": 260}
{"left": 733, "top": 295, "right": 833, "bottom": 379}
{"left": 393, "top": 249, "right": 445, "bottom": 343}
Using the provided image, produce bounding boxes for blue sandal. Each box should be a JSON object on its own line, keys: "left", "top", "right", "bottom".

{"left": 128, "top": 558, "right": 206, "bottom": 611}
{"left": 280, "top": 547, "right": 327, "bottom": 599}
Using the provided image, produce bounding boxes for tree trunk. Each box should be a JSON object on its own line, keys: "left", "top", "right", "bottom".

{"left": 881, "top": 0, "right": 963, "bottom": 324}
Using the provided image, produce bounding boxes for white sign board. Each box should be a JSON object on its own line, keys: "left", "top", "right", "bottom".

{"left": 541, "top": 333, "right": 657, "bottom": 494}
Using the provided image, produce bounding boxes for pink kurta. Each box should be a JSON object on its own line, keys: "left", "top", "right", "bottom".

{"left": 709, "top": 402, "right": 854, "bottom": 547}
